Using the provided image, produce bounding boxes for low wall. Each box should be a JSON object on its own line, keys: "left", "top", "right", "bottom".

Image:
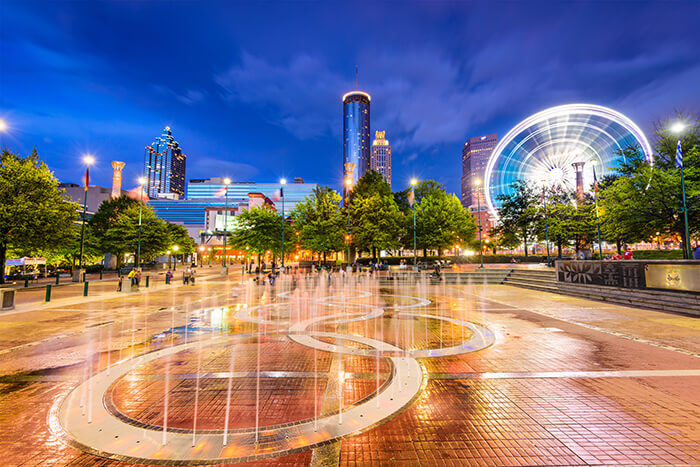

{"left": 556, "top": 260, "right": 700, "bottom": 293}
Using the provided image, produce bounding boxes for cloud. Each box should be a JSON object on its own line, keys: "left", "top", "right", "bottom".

{"left": 188, "top": 157, "right": 259, "bottom": 180}
{"left": 154, "top": 86, "right": 208, "bottom": 105}
{"left": 215, "top": 52, "right": 347, "bottom": 139}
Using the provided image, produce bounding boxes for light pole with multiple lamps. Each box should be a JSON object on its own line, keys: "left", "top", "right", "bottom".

{"left": 136, "top": 177, "right": 147, "bottom": 269}
{"left": 280, "top": 178, "right": 286, "bottom": 270}
{"left": 474, "top": 178, "right": 484, "bottom": 269}
{"left": 75, "top": 154, "right": 94, "bottom": 282}
{"left": 671, "top": 121, "right": 692, "bottom": 259}
{"left": 410, "top": 178, "right": 418, "bottom": 270}
{"left": 222, "top": 178, "right": 231, "bottom": 273}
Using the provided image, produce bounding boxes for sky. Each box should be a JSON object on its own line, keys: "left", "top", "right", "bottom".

{"left": 1, "top": 0, "right": 699, "bottom": 196}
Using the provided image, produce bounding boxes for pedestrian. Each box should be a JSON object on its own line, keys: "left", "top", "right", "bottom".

{"left": 184, "top": 268, "right": 190, "bottom": 285}
{"left": 165, "top": 269, "right": 173, "bottom": 284}
{"left": 135, "top": 269, "right": 142, "bottom": 288}
{"left": 623, "top": 247, "right": 633, "bottom": 260}
{"left": 190, "top": 268, "right": 196, "bottom": 285}
{"left": 127, "top": 269, "right": 136, "bottom": 287}
{"left": 117, "top": 276, "right": 123, "bottom": 292}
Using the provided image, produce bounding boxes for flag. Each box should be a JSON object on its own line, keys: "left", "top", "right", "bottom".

{"left": 408, "top": 188, "right": 415, "bottom": 207}
{"left": 83, "top": 167, "right": 90, "bottom": 191}
{"left": 675, "top": 137, "right": 683, "bottom": 169}
{"left": 592, "top": 165, "right": 599, "bottom": 194}
{"left": 214, "top": 186, "right": 227, "bottom": 198}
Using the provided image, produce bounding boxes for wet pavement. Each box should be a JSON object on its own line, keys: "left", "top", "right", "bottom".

{"left": 0, "top": 267, "right": 698, "bottom": 466}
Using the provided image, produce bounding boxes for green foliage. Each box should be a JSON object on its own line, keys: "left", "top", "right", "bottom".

{"left": 230, "top": 205, "right": 286, "bottom": 258}
{"left": 291, "top": 186, "right": 346, "bottom": 257}
{"left": 350, "top": 192, "right": 404, "bottom": 256}
{"left": 101, "top": 204, "right": 170, "bottom": 265}
{"left": 630, "top": 249, "right": 684, "bottom": 260}
{"left": 597, "top": 116, "right": 699, "bottom": 257}
{"left": 166, "top": 223, "right": 195, "bottom": 255}
{"left": 414, "top": 186, "right": 476, "bottom": 254}
{"left": 89, "top": 194, "right": 139, "bottom": 237}
{"left": 492, "top": 180, "right": 541, "bottom": 257}
{"left": 0, "top": 149, "right": 78, "bottom": 282}
{"left": 349, "top": 170, "right": 393, "bottom": 202}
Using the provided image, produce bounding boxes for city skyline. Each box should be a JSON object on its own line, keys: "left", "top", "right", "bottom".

{"left": 1, "top": 1, "right": 699, "bottom": 197}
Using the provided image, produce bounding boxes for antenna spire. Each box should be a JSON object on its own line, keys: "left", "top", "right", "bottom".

{"left": 355, "top": 65, "right": 358, "bottom": 90}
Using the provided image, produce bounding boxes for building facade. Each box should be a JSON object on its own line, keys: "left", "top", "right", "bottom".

{"left": 461, "top": 134, "right": 497, "bottom": 209}
{"left": 370, "top": 130, "right": 391, "bottom": 187}
{"left": 187, "top": 178, "right": 317, "bottom": 217}
{"left": 342, "top": 91, "right": 371, "bottom": 194}
{"left": 144, "top": 126, "right": 187, "bottom": 199}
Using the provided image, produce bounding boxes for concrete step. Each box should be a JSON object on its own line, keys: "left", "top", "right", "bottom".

{"left": 502, "top": 279, "right": 559, "bottom": 293}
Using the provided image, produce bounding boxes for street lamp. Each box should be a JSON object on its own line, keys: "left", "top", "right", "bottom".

{"left": 136, "top": 177, "right": 147, "bottom": 269}
{"left": 671, "top": 121, "right": 692, "bottom": 259}
{"left": 410, "top": 178, "right": 418, "bottom": 269}
{"left": 540, "top": 179, "right": 551, "bottom": 266}
{"left": 222, "top": 178, "right": 231, "bottom": 272}
{"left": 474, "top": 178, "right": 484, "bottom": 269}
{"left": 76, "top": 155, "right": 94, "bottom": 281}
{"left": 280, "top": 178, "right": 286, "bottom": 270}
{"left": 172, "top": 245, "right": 179, "bottom": 270}
{"left": 346, "top": 178, "right": 352, "bottom": 267}
{"left": 590, "top": 160, "right": 603, "bottom": 260}
{"left": 0, "top": 119, "right": 7, "bottom": 132}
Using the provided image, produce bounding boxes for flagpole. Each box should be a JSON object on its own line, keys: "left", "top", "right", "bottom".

{"left": 679, "top": 137, "right": 691, "bottom": 259}
{"left": 77, "top": 155, "right": 94, "bottom": 281}
{"left": 222, "top": 178, "right": 230, "bottom": 273}
{"left": 280, "top": 179, "right": 286, "bottom": 270}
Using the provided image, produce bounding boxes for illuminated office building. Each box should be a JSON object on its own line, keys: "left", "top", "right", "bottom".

{"left": 370, "top": 130, "right": 391, "bottom": 187}
{"left": 144, "top": 126, "right": 187, "bottom": 199}
{"left": 343, "top": 91, "right": 371, "bottom": 195}
{"left": 461, "top": 134, "right": 497, "bottom": 209}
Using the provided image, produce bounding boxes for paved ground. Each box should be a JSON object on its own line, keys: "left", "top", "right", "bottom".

{"left": 0, "top": 267, "right": 698, "bottom": 466}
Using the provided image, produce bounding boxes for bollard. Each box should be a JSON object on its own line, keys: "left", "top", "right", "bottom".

{"left": 45, "top": 284, "right": 52, "bottom": 302}
{"left": 24, "top": 278, "right": 29, "bottom": 288}
{"left": 82, "top": 272, "right": 86, "bottom": 282}
{"left": 83, "top": 281, "right": 89, "bottom": 297}
{"left": 146, "top": 276, "right": 150, "bottom": 288}
{"left": 56, "top": 274, "right": 60, "bottom": 285}
{"left": 100, "top": 270, "right": 103, "bottom": 280}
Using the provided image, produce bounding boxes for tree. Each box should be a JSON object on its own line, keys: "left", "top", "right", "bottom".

{"left": 89, "top": 194, "right": 139, "bottom": 238}
{"left": 230, "top": 205, "right": 285, "bottom": 263}
{"left": 598, "top": 116, "right": 699, "bottom": 257}
{"left": 291, "top": 186, "right": 346, "bottom": 262}
{"left": 492, "top": 180, "right": 541, "bottom": 257}
{"left": 101, "top": 205, "right": 170, "bottom": 267}
{"left": 350, "top": 193, "right": 404, "bottom": 259}
{"left": 0, "top": 150, "right": 77, "bottom": 283}
{"left": 414, "top": 185, "right": 476, "bottom": 256}
{"left": 166, "top": 223, "right": 195, "bottom": 256}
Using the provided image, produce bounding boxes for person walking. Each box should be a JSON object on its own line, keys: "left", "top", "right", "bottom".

{"left": 190, "top": 268, "right": 196, "bottom": 285}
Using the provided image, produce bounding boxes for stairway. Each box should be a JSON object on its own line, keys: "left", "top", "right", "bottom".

{"left": 502, "top": 269, "right": 558, "bottom": 292}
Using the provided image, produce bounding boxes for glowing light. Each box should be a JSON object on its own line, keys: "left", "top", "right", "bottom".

{"left": 671, "top": 121, "right": 686, "bottom": 134}
{"left": 172, "top": 245, "right": 179, "bottom": 252}
{"left": 223, "top": 178, "right": 231, "bottom": 185}
{"left": 410, "top": 178, "right": 418, "bottom": 186}
{"left": 83, "top": 155, "right": 95, "bottom": 165}
{"left": 280, "top": 178, "right": 287, "bottom": 185}
{"left": 0, "top": 120, "right": 7, "bottom": 132}
{"left": 342, "top": 91, "right": 371, "bottom": 102}
{"left": 474, "top": 178, "right": 482, "bottom": 187}
{"left": 138, "top": 177, "right": 147, "bottom": 185}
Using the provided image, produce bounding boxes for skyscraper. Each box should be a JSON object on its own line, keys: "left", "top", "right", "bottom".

{"left": 343, "top": 91, "right": 370, "bottom": 195}
{"left": 461, "top": 134, "right": 497, "bottom": 209}
{"left": 144, "top": 126, "right": 187, "bottom": 199}
{"left": 370, "top": 130, "right": 391, "bottom": 187}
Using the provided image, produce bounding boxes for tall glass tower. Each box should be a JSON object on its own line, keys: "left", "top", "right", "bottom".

{"left": 370, "top": 130, "right": 391, "bottom": 188}
{"left": 144, "top": 126, "right": 187, "bottom": 199}
{"left": 343, "top": 91, "right": 371, "bottom": 195}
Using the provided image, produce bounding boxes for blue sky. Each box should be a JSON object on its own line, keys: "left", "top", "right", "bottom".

{"left": 1, "top": 0, "right": 699, "bottom": 195}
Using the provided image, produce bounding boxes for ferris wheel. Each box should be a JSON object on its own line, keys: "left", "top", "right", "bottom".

{"left": 483, "top": 104, "right": 653, "bottom": 219}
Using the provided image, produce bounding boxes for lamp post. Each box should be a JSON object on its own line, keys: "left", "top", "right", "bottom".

{"left": 280, "top": 178, "right": 286, "bottom": 270}
{"left": 222, "top": 178, "right": 231, "bottom": 273}
{"left": 474, "top": 178, "right": 484, "bottom": 269}
{"left": 136, "top": 177, "right": 147, "bottom": 269}
{"left": 540, "top": 179, "right": 551, "bottom": 266}
{"left": 410, "top": 178, "right": 418, "bottom": 270}
{"left": 172, "top": 245, "right": 179, "bottom": 270}
{"left": 671, "top": 122, "right": 692, "bottom": 259}
{"left": 167, "top": 250, "right": 171, "bottom": 269}
{"left": 345, "top": 178, "right": 352, "bottom": 267}
{"left": 76, "top": 155, "right": 94, "bottom": 281}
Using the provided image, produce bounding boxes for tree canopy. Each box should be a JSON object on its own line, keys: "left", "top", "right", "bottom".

{"left": 0, "top": 149, "right": 77, "bottom": 282}
{"left": 290, "top": 186, "right": 346, "bottom": 260}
